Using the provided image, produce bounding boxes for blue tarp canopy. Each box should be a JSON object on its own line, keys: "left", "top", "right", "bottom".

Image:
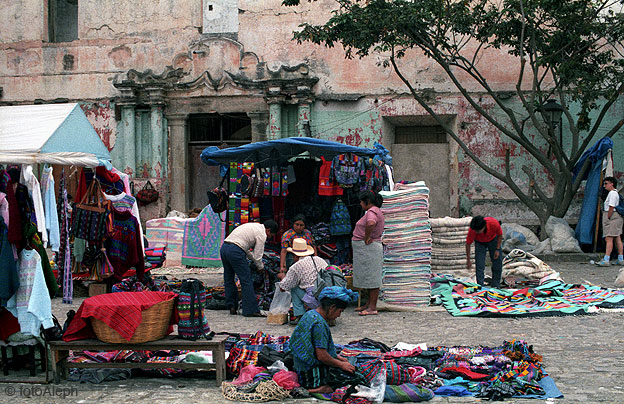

{"left": 201, "top": 137, "right": 383, "bottom": 167}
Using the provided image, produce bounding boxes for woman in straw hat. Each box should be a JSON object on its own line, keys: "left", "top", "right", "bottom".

{"left": 277, "top": 238, "right": 328, "bottom": 325}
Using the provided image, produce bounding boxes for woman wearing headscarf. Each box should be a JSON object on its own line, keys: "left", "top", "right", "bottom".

{"left": 352, "top": 190, "right": 384, "bottom": 316}
{"left": 288, "top": 286, "right": 363, "bottom": 393}
{"left": 280, "top": 214, "right": 317, "bottom": 272}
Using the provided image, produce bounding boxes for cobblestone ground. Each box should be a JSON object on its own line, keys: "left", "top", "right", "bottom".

{"left": 1, "top": 260, "right": 623, "bottom": 404}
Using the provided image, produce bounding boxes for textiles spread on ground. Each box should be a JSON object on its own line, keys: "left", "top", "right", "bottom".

{"left": 430, "top": 217, "right": 474, "bottom": 275}
{"left": 431, "top": 275, "right": 624, "bottom": 317}
{"left": 379, "top": 182, "right": 432, "bottom": 306}
{"left": 217, "top": 333, "right": 562, "bottom": 402}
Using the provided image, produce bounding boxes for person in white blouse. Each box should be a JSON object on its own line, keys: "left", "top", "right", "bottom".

{"left": 277, "top": 238, "right": 328, "bottom": 325}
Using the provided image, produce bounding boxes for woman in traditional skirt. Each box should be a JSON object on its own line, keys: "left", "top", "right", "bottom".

{"left": 352, "top": 190, "right": 384, "bottom": 316}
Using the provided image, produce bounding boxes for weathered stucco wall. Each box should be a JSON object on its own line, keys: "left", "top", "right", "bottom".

{"left": 1, "top": 0, "right": 623, "bottom": 222}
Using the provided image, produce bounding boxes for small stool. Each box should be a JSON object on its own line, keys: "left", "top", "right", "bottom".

{"left": 0, "top": 338, "right": 47, "bottom": 377}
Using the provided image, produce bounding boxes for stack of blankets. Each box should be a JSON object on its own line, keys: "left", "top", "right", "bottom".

{"left": 144, "top": 246, "right": 167, "bottom": 270}
{"left": 430, "top": 216, "right": 474, "bottom": 275}
{"left": 379, "top": 182, "right": 432, "bottom": 306}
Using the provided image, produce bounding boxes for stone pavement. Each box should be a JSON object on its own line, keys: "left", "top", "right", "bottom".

{"left": 1, "top": 259, "right": 623, "bottom": 404}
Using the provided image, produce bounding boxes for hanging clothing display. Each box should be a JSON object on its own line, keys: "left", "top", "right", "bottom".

{"left": 105, "top": 209, "right": 145, "bottom": 281}
{"left": 21, "top": 165, "right": 47, "bottom": 247}
{"left": 58, "top": 168, "right": 73, "bottom": 304}
{"left": 41, "top": 165, "right": 60, "bottom": 252}
{"left": 104, "top": 191, "right": 145, "bottom": 251}
{"left": 24, "top": 222, "right": 58, "bottom": 298}
{"left": 5, "top": 249, "right": 54, "bottom": 337}
{"left": 319, "top": 157, "right": 343, "bottom": 196}
{"left": 0, "top": 216, "right": 18, "bottom": 307}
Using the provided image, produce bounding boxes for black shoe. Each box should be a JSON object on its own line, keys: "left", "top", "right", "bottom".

{"left": 243, "top": 312, "right": 263, "bottom": 318}
{"left": 229, "top": 308, "right": 237, "bottom": 315}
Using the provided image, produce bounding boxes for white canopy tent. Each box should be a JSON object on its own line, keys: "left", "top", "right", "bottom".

{"left": 0, "top": 103, "right": 111, "bottom": 167}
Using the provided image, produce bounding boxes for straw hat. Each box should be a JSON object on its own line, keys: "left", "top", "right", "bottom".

{"left": 287, "top": 238, "right": 314, "bottom": 257}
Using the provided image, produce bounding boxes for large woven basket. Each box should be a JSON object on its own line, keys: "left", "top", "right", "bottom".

{"left": 91, "top": 298, "right": 174, "bottom": 343}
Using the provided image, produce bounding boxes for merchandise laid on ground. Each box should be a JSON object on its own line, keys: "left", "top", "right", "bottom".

{"left": 432, "top": 276, "right": 624, "bottom": 317}
{"left": 379, "top": 182, "right": 432, "bottom": 307}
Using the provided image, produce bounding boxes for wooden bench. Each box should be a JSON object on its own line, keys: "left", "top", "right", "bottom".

{"left": 48, "top": 335, "right": 227, "bottom": 386}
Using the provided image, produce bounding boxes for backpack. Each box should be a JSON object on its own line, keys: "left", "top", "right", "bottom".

{"left": 615, "top": 193, "right": 624, "bottom": 216}
{"left": 177, "top": 279, "right": 212, "bottom": 340}
{"left": 207, "top": 175, "right": 229, "bottom": 215}
{"left": 329, "top": 199, "right": 352, "bottom": 236}
{"left": 313, "top": 264, "right": 348, "bottom": 299}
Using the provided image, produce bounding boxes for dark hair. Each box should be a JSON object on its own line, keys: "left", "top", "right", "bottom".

{"left": 604, "top": 176, "right": 618, "bottom": 188}
{"left": 292, "top": 214, "right": 306, "bottom": 225}
{"left": 263, "top": 219, "right": 278, "bottom": 234}
{"left": 320, "top": 297, "right": 348, "bottom": 311}
{"left": 470, "top": 215, "right": 487, "bottom": 231}
{"left": 359, "top": 190, "right": 383, "bottom": 208}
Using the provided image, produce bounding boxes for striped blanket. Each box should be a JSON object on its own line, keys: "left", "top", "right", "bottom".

{"left": 432, "top": 275, "right": 624, "bottom": 317}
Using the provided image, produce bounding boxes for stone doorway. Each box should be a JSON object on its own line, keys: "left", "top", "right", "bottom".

{"left": 188, "top": 113, "right": 252, "bottom": 210}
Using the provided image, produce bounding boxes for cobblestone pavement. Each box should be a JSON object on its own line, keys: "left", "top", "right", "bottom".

{"left": 2, "top": 260, "right": 623, "bottom": 404}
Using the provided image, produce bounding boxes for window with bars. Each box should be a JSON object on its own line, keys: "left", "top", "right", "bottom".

{"left": 394, "top": 125, "right": 447, "bottom": 144}
{"left": 188, "top": 113, "right": 251, "bottom": 144}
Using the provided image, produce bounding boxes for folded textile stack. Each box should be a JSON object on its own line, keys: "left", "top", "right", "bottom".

{"left": 430, "top": 216, "right": 474, "bottom": 275}
{"left": 502, "top": 249, "right": 562, "bottom": 287}
{"left": 145, "top": 246, "right": 167, "bottom": 270}
{"left": 380, "top": 181, "right": 432, "bottom": 306}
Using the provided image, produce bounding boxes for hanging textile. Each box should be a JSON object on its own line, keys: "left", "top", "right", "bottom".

{"left": 0, "top": 216, "right": 18, "bottom": 307}
{"left": 181, "top": 205, "right": 225, "bottom": 268}
{"left": 58, "top": 168, "right": 73, "bottom": 304}
{"left": 41, "top": 165, "right": 60, "bottom": 252}
{"left": 24, "top": 222, "right": 58, "bottom": 298}
{"left": 319, "top": 157, "right": 343, "bottom": 196}
{"left": 104, "top": 192, "right": 145, "bottom": 251}
{"left": 21, "top": 165, "right": 48, "bottom": 247}
{"left": 105, "top": 209, "right": 144, "bottom": 281}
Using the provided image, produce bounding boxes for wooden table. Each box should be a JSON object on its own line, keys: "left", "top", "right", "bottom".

{"left": 48, "top": 335, "right": 227, "bottom": 386}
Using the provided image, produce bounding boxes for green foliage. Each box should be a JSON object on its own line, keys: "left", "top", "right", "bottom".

{"left": 284, "top": 0, "right": 624, "bottom": 223}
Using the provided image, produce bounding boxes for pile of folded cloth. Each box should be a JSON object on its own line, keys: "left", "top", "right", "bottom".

{"left": 144, "top": 246, "right": 167, "bottom": 270}
{"left": 502, "top": 249, "right": 562, "bottom": 287}
{"left": 379, "top": 182, "right": 432, "bottom": 306}
{"left": 430, "top": 217, "right": 474, "bottom": 275}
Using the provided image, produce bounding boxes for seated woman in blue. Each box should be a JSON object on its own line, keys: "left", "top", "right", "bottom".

{"left": 288, "top": 286, "right": 362, "bottom": 393}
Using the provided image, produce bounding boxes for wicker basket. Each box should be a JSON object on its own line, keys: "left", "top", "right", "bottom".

{"left": 91, "top": 298, "right": 174, "bottom": 343}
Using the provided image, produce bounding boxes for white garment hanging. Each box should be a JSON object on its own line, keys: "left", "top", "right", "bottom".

{"left": 20, "top": 165, "right": 48, "bottom": 247}
{"left": 6, "top": 249, "right": 54, "bottom": 337}
{"left": 41, "top": 166, "right": 60, "bottom": 252}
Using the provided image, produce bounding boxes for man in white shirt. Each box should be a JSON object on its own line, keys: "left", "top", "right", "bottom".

{"left": 598, "top": 177, "right": 624, "bottom": 266}
{"left": 220, "top": 220, "right": 278, "bottom": 316}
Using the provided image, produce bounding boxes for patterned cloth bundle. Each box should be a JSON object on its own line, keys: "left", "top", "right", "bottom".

{"left": 379, "top": 182, "right": 432, "bottom": 306}
{"left": 430, "top": 217, "right": 474, "bottom": 275}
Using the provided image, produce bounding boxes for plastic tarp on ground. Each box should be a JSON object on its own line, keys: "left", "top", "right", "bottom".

{"left": 201, "top": 137, "right": 384, "bottom": 167}
{"left": 573, "top": 136, "right": 613, "bottom": 245}
{"left": 0, "top": 103, "right": 111, "bottom": 167}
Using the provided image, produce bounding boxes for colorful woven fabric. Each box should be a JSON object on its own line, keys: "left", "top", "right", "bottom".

{"left": 145, "top": 217, "right": 186, "bottom": 267}
{"left": 380, "top": 182, "right": 432, "bottom": 306}
{"left": 431, "top": 276, "right": 624, "bottom": 317}
{"left": 384, "top": 384, "right": 435, "bottom": 402}
{"left": 181, "top": 205, "right": 225, "bottom": 268}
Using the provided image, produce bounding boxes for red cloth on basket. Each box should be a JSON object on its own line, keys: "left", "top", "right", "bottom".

{"left": 63, "top": 291, "right": 178, "bottom": 342}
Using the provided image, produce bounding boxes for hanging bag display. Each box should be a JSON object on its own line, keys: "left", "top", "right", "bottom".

{"left": 136, "top": 180, "right": 159, "bottom": 205}
{"left": 207, "top": 174, "right": 229, "bottom": 215}
{"left": 329, "top": 199, "right": 352, "bottom": 236}
{"left": 177, "top": 279, "right": 213, "bottom": 340}
{"left": 71, "top": 180, "right": 111, "bottom": 242}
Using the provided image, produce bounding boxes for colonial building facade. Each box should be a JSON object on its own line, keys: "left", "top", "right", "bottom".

{"left": 2, "top": 0, "right": 622, "bottom": 222}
